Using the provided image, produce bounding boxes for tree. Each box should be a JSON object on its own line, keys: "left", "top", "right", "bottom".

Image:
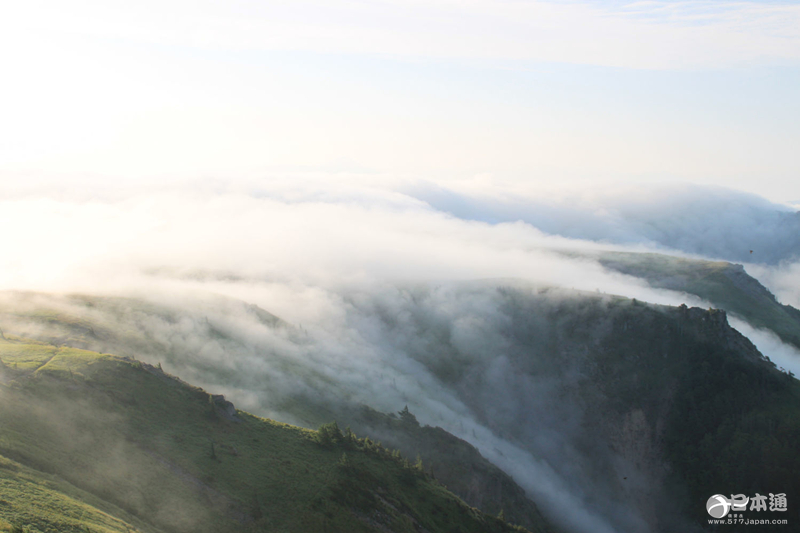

{"left": 398, "top": 405, "right": 418, "bottom": 426}
{"left": 344, "top": 426, "right": 356, "bottom": 447}
{"left": 317, "top": 421, "right": 344, "bottom": 447}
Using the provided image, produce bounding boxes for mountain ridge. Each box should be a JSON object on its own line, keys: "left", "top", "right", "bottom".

{"left": 596, "top": 251, "right": 800, "bottom": 350}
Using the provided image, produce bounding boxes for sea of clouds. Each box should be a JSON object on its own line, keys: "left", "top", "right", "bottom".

{"left": 0, "top": 177, "right": 797, "bottom": 533}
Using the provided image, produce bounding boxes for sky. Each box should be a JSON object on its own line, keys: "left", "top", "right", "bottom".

{"left": 1, "top": 0, "right": 799, "bottom": 202}
{"left": 1, "top": 0, "right": 798, "bottom": 306}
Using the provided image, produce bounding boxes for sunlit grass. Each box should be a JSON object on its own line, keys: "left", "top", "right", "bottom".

{"left": 0, "top": 343, "right": 56, "bottom": 372}
{"left": 0, "top": 454, "right": 146, "bottom": 533}
{"left": 0, "top": 341, "right": 528, "bottom": 533}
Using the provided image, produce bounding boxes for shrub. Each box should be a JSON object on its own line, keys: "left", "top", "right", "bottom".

{"left": 316, "top": 421, "right": 344, "bottom": 447}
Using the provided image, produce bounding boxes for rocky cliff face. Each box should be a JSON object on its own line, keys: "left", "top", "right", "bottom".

{"left": 389, "top": 289, "right": 784, "bottom": 533}
{"left": 565, "top": 301, "right": 791, "bottom": 532}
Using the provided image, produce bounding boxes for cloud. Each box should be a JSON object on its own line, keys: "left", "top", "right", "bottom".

{"left": 729, "top": 317, "right": 800, "bottom": 377}
{"left": 407, "top": 181, "right": 800, "bottom": 265}
{"left": 0, "top": 283, "right": 656, "bottom": 533}
{"left": 747, "top": 261, "right": 800, "bottom": 308}
{"left": 0, "top": 181, "right": 720, "bottom": 533}
{"left": 5, "top": 0, "right": 800, "bottom": 70}
{"left": 0, "top": 179, "right": 794, "bottom": 533}
{"left": 0, "top": 183, "right": 705, "bottom": 308}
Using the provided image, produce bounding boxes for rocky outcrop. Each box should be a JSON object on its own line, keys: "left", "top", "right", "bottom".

{"left": 210, "top": 394, "right": 239, "bottom": 421}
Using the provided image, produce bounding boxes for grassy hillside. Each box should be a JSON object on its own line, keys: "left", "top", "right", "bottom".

{"left": 0, "top": 452, "right": 156, "bottom": 533}
{"left": 0, "top": 337, "right": 531, "bottom": 533}
{"left": 0, "top": 291, "right": 554, "bottom": 532}
{"left": 597, "top": 251, "right": 800, "bottom": 349}
{"left": 3, "top": 288, "right": 800, "bottom": 531}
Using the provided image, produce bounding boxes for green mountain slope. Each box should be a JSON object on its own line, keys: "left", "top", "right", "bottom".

{"left": 0, "top": 339, "right": 529, "bottom": 533}
{"left": 597, "top": 251, "right": 800, "bottom": 349}
{"left": 0, "top": 450, "right": 156, "bottom": 533}
{"left": 3, "top": 287, "right": 800, "bottom": 531}
{"left": 346, "top": 406, "right": 553, "bottom": 532}
{"left": 0, "top": 291, "right": 553, "bottom": 532}
{"left": 268, "top": 397, "right": 554, "bottom": 532}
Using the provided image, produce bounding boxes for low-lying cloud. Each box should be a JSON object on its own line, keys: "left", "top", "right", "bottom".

{"left": 0, "top": 284, "right": 665, "bottom": 533}
{"left": 407, "top": 181, "right": 800, "bottom": 266}
{"left": 0, "top": 183, "right": 705, "bottom": 309}
{"left": 0, "top": 179, "right": 796, "bottom": 533}
{"left": 730, "top": 317, "right": 800, "bottom": 378}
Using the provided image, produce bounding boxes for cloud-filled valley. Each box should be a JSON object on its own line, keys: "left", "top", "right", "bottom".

{"left": 1, "top": 180, "right": 799, "bottom": 533}
{"left": 2, "top": 0, "right": 799, "bottom": 529}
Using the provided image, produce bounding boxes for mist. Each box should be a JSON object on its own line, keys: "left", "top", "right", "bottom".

{"left": 3, "top": 178, "right": 797, "bottom": 307}
{"left": 407, "top": 181, "right": 800, "bottom": 266}
{"left": 747, "top": 261, "right": 800, "bottom": 309}
{"left": 729, "top": 317, "right": 800, "bottom": 377}
{"left": 0, "top": 184, "right": 703, "bottom": 304}
{"left": 0, "top": 180, "right": 796, "bottom": 533}
{"left": 0, "top": 284, "right": 664, "bottom": 533}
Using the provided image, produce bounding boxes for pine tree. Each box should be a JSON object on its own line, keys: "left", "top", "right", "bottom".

{"left": 398, "top": 405, "right": 418, "bottom": 426}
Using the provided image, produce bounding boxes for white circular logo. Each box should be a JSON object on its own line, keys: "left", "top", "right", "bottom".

{"left": 707, "top": 495, "right": 732, "bottom": 518}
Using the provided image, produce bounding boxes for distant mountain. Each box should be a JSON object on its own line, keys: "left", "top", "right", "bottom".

{"left": 409, "top": 184, "right": 800, "bottom": 264}
{"left": 596, "top": 251, "right": 800, "bottom": 350}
